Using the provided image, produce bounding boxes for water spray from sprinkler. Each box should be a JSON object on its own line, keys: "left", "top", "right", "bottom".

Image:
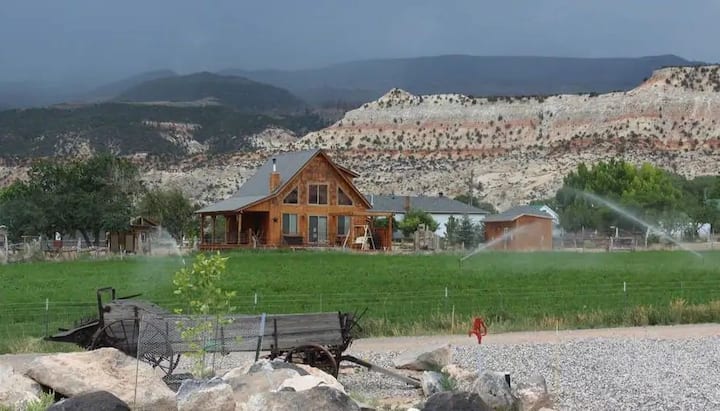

{"left": 580, "top": 191, "right": 704, "bottom": 259}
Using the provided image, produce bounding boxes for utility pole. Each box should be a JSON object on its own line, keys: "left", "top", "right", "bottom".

{"left": 467, "top": 170, "right": 475, "bottom": 207}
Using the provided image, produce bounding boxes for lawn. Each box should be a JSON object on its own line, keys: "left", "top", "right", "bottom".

{"left": 1, "top": 250, "right": 720, "bottom": 353}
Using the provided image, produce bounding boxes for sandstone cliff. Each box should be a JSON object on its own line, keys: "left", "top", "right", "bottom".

{"left": 288, "top": 65, "right": 720, "bottom": 210}
{"left": 3, "top": 66, "right": 720, "bottom": 211}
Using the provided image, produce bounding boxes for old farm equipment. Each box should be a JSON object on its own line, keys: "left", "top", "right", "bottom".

{"left": 45, "top": 287, "right": 181, "bottom": 374}
{"left": 46, "top": 287, "right": 420, "bottom": 387}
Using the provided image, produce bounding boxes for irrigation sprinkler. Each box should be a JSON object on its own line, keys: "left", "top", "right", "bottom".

{"left": 580, "top": 191, "right": 704, "bottom": 259}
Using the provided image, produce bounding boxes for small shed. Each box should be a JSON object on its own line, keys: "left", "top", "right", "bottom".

{"left": 484, "top": 206, "right": 554, "bottom": 251}
{"left": 108, "top": 216, "right": 159, "bottom": 254}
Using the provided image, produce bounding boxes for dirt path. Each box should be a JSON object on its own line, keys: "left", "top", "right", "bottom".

{"left": 350, "top": 323, "right": 720, "bottom": 352}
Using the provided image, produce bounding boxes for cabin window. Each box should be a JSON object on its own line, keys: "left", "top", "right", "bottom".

{"left": 282, "top": 213, "right": 298, "bottom": 234}
{"left": 337, "top": 187, "right": 353, "bottom": 206}
{"left": 309, "top": 184, "right": 328, "bottom": 205}
{"left": 337, "top": 216, "right": 352, "bottom": 235}
{"left": 283, "top": 187, "right": 298, "bottom": 204}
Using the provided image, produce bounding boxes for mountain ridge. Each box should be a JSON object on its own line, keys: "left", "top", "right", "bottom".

{"left": 114, "top": 72, "right": 308, "bottom": 113}
{"left": 222, "top": 54, "right": 701, "bottom": 105}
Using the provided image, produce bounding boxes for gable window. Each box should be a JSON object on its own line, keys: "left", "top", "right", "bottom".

{"left": 282, "top": 213, "right": 298, "bottom": 234}
{"left": 283, "top": 187, "right": 298, "bottom": 204}
{"left": 309, "top": 184, "right": 328, "bottom": 205}
{"left": 337, "top": 216, "right": 352, "bottom": 235}
{"left": 337, "top": 187, "right": 353, "bottom": 206}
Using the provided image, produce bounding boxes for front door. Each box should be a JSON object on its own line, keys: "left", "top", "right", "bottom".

{"left": 309, "top": 216, "right": 328, "bottom": 244}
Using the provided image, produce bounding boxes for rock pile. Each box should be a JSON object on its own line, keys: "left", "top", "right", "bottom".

{"left": 0, "top": 346, "right": 554, "bottom": 410}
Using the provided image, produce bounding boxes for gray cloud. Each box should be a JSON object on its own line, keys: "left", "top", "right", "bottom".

{"left": 1, "top": 0, "right": 718, "bottom": 84}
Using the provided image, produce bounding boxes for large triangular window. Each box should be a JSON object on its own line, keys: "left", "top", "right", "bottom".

{"left": 283, "top": 187, "right": 298, "bottom": 204}
{"left": 338, "top": 187, "right": 353, "bottom": 206}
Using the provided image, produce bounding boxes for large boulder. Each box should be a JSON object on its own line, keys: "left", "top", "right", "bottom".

{"left": 392, "top": 345, "right": 452, "bottom": 371}
{"left": 278, "top": 375, "right": 345, "bottom": 394}
{"left": 514, "top": 375, "right": 552, "bottom": 411}
{"left": 470, "top": 372, "right": 519, "bottom": 411}
{"left": 177, "top": 378, "right": 235, "bottom": 411}
{"left": 246, "top": 358, "right": 308, "bottom": 375}
{"left": 0, "top": 364, "right": 42, "bottom": 410}
{"left": 293, "top": 364, "right": 346, "bottom": 393}
{"left": 441, "top": 364, "right": 479, "bottom": 391}
{"left": 241, "top": 386, "right": 360, "bottom": 411}
{"left": 423, "top": 391, "right": 493, "bottom": 411}
{"left": 47, "top": 391, "right": 129, "bottom": 411}
{"left": 24, "top": 348, "right": 176, "bottom": 411}
{"left": 223, "top": 362, "right": 301, "bottom": 405}
{"left": 421, "top": 371, "right": 445, "bottom": 397}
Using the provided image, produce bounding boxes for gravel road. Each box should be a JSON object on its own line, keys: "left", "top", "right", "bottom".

{"left": 340, "top": 324, "right": 720, "bottom": 410}
{"left": 4, "top": 324, "right": 716, "bottom": 410}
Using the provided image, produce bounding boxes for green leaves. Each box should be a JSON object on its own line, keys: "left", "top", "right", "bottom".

{"left": 556, "top": 160, "right": 719, "bottom": 235}
{"left": 0, "top": 154, "right": 142, "bottom": 243}
{"left": 398, "top": 208, "right": 439, "bottom": 237}
{"left": 172, "top": 252, "right": 236, "bottom": 376}
{"left": 172, "top": 252, "right": 235, "bottom": 315}
{"left": 137, "top": 187, "right": 198, "bottom": 242}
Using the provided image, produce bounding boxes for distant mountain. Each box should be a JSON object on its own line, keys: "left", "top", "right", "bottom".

{"left": 0, "top": 81, "right": 76, "bottom": 109}
{"left": 222, "top": 54, "right": 702, "bottom": 105}
{"left": 114, "top": 72, "right": 307, "bottom": 113}
{"left": 84, "top": 69, "right": 178, "bottom": 101}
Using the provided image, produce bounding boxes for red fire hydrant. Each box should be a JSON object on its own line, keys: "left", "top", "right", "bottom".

{"left": 468, "top": 317, "right": 487, "bottom": 344}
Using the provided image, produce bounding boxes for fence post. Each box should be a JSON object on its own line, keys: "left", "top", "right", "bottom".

{"left": 44, "top": 298, "right": 49, "bottom": 337}
{"left": 623, "top": 281, "right": 627, "bottom": 311}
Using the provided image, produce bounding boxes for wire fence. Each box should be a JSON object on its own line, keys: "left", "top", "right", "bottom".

{"left": 3, "top": 278, "right": 720, "bottom": 349}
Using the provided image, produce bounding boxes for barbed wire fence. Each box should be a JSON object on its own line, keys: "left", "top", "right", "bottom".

{"left": 3, "top": 278, "right": 720, "bottom": 353}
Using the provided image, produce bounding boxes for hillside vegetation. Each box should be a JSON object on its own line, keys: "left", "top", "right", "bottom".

{"left": 115, "top": 72, "right": 307, "bottom": 113}
{"left": 0, "top": 103, "right": 326, "bottom": 158}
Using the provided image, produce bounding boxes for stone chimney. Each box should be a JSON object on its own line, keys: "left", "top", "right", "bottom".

{"left": 269, "top": 158, "right": 281, "bottom": 192}
{"left": 404, "top": 195, "right": 411, "bottom": 211}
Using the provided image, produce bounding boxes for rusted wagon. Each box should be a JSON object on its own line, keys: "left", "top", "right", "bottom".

{"left": 46, "top": 287, "right": 419, "bottom": 387}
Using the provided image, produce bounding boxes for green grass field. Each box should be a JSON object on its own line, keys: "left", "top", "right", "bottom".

{"left": 2, "top": 250, "right": 720, "bottom": 353}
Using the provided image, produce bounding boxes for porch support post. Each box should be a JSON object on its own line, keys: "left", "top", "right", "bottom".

{"left": 224, "top": 215, "right": 228, "bottom": 244}
{"left": 237, "top": 212, "right": 242, "bottom": 245}
{"left": 212, "top": 215, "right": 216, "bottom": 245}
{"left": 199, "top": 214, "right": 204, "bottom": 246}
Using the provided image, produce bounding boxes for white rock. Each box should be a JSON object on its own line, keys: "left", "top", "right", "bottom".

{"left": 441, "top": 364, "right": 479, "bottom": 391}
{"left": 470, "top": 371, "right": 519, "bottom": 411}
{"left": 241, "top": 386, "right": 360, "bottom": 411}
{"left": 0, "top": 364, "right": 42, "bottom": 410}
{"left": 294, "top": 363, "right": 346, "bottom": 393}
{"left": 24, "top": 348, "right": 176, "bottom": 411}
{"left": 177, "top": 378, "right": 235, "bottom": 411}
{"left": 392, "top": 345, "right": 452, "bottom": 371}
{"left": 278, "top": 374, "right": 346, "bottom": 394}
{"left": 515, "top": 375, "right": 552, "bottom": 411}
{"left": 223, "top": 364, "right": 300, "bottom": 405}
{"left": 421, "top": 371, "right": 445, "bottom": 397}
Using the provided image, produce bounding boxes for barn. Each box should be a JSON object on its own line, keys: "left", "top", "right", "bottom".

{"left": 484, "top": 205, "right": 554, "bottom": 251}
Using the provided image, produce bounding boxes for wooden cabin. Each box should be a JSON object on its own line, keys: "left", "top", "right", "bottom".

{"left": 197, "top": 149, "right": 393, "bottom": 250}
{"left": 484, "top": 206, "right": 554, "bottom": 251}
{"left": 108, "top": 216, "right": 159, "bottom": 254}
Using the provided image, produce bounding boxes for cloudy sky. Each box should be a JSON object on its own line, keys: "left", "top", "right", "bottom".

{"left": 1, "top": 0, "right": 718, "bottom": 83}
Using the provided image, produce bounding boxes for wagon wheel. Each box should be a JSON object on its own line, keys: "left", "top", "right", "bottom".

{"left": 90, "top": 319, "right": 180, "bottom": 375}
{"left": 285, "top": 343, "right": 339, "bottom": 377}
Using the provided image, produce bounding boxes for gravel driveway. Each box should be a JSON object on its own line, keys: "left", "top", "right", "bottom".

{"left": 341, "top": 324, "right": 720, "bottom": 410}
